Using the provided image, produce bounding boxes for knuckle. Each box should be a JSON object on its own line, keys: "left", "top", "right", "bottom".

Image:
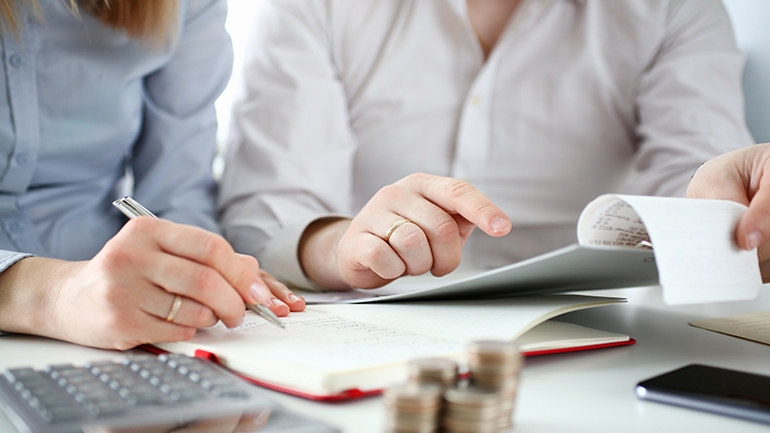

{"left": 239, "top": 253, "right": 260, "bottom": 270}
{"left": 445, "top": 179, "right": 476, "bottom": 201}
{"left": 432, "top": 257, "right": 460, "bottom": 277}
{"left": 177, "top": 327, "right": 197, "bottom": 342}
{"left": 405, "top": 172, "right": 431, "bottom": 185}
{"left": 189, "top": 303, "right": 215, "bottom": 325}
{"left": 194, "top": 267, "right": 220, "bottom": 290}
{"left": 179, "top": 327, "right": 195, "bottom": 341}
{"left": 406, "top": 257, "right": 432, "bottom": 276}
{"left": 201, "top": 233, "right": 230, "bottom": 258}
{"left": 375, "top": 183, "right": 403, "bottom": 201}
{"left": 433, "top": 217, "right": 460, "bottom": 242}
{"left": 362, "top": 243, "right": 391, "bottom": 266}
{"left": 395, "top": 226, "right": 425, "bottom": 250}
{"left": 98, "top": 239, "right": 136, "bottom": 270}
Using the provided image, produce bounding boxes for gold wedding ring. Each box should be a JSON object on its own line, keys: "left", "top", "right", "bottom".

{"left": 384, "top": 219, "right": 412, "bottom": 243}
{"left": 166, "top": 295, "right": 183, "bottom": 323}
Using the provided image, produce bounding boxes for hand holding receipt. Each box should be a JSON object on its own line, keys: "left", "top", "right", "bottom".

{"left": 113, "top": 196, "right": 289, "bottom": 329}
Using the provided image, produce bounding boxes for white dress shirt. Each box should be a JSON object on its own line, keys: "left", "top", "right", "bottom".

{"left": 219, "top": 0, "right": 753, "bottom": 290}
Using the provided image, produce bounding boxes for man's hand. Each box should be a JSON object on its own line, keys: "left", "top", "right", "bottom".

{"left": 688, "top": 143, "right": 770, "bottom": 281}
{"left": 300, "top": 173, "right": 511, "bottom": 290}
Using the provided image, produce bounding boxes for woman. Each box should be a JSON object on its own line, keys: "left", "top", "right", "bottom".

{"left": 0, "top": 0, "right": 304, "bottom": 350}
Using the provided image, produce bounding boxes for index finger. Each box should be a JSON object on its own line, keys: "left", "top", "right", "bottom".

{"left": 151, "top": 221, "right": 268, "bottom": 305}
{"left": 412, "top": 174, "right": 511, "bottom": 237}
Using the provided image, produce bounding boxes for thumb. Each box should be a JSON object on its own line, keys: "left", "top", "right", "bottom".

{"left": 736, "top": 170, "right": 770, "bottom": 250}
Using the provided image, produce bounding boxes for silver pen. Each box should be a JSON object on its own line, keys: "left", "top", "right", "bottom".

{"left": 112, "top": 196, "right": 286, "bottom": 329}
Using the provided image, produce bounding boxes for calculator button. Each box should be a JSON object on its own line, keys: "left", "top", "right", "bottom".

{"left": 51, "top": 405, "right": 83, "bottom": 420}
{"left": 95, "top": 400, "right": 130, "bottom": 416}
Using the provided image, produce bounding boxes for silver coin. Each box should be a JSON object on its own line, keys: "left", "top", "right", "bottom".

{"left": 443, "top": 385, "right": 501, "bottom": 408}
{"left": 383, "top": 383, "right": 443, "bottom": 408}
{"left": 442, "top": 415, "right": 499, "bottom": 433}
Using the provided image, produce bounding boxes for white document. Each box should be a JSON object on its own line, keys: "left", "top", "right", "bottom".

{"left": 579, "top": 195, "right": 761, "bottom": 304}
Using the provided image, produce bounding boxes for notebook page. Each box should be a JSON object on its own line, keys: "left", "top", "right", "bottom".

{"left": 578, "top": 195, "right": 761, "bottom": 305}
{"left": 514, "top": 321, "right": 629, "bottom": 351}
{"left": 176, "top": 309, "right": 462, "bottom": 371}
{"left": 158, "top": 309, "right": 464, "bottom": 394}
{"left": 313, "top": 295, "right": 624, "bottom": 342}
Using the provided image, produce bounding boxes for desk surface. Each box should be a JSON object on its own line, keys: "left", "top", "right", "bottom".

{"left": 2, "top": 285, "right": 769, "bottom": 432}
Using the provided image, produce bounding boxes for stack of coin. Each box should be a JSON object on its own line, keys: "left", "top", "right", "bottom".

{"left": 466, "top": 340, "right": 523, "bottom": 431}
{"left": 382, "top": 383, "right": 443, "bottom": 433}
{"left": 407, "top": 357, "right": 459, "bottom": 389}
{"left": 442, "top": 385, "right": 502, "bottom": 433}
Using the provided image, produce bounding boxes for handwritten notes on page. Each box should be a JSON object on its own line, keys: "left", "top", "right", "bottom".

{"left": 578, "top": 195, "right": 761, "bottom": 304}
{"left": 155, "top": 295, "right": 625, "bottom": 396}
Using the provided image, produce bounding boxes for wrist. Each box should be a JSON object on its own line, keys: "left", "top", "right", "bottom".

{"left": 0, "top": 257, "right": 74, "bottom": 339}
{"left": 299, "top": 218, "right": 351, "bottom": 290}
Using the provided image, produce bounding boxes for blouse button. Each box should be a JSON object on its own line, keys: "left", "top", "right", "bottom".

{"left": 15, "top": 153, "right": 29, "bottom": 167}
{"left": 9, "top": 54, "right": 24, "bottom": 68}
{"left": 6, "top": 220, "right": 23, "bottom": 234}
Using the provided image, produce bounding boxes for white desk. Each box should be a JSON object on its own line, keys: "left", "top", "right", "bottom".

{"left": 2, "top": 285, "right": 769, "bottom": 432}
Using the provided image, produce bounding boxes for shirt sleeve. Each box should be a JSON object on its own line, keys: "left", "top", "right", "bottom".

{"left": 218, "top": 0, "right": 355, "bottom": 290}
{"left": 627, "top": 0, "right": 754, "bottom": 197}
{"left": 131, "top": 0, "right": 233, "bottom": 233}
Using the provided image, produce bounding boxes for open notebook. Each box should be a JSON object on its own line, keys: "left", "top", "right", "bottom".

{"left": 153, "top": 295, "right": 633, "bottom": 401}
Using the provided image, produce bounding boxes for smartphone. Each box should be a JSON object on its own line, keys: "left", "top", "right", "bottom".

{"left": 636, "top": 364, "right": 770, "bottom": 424}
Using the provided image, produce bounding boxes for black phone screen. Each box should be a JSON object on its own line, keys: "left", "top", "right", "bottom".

{"left": 636, "top": 364, "right": 770, "bottom": 424}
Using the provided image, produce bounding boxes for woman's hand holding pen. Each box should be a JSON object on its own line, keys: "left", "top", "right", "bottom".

{"left": 688, "top": 143, "right": 770, "bottom": 282}
{"left": 1, "top": 218, "right": 305, "bottom": 350}
{"left": 299, "top": 173, "right": 511, "bottom": 290}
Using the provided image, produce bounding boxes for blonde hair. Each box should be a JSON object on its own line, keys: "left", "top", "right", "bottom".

{"left": 0, "top": 0, "right": 178, "bottom": 44}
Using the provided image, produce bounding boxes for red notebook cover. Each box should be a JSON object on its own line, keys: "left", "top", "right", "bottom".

{"left": 140, "top": 337, "right": 635, "bottom": 402}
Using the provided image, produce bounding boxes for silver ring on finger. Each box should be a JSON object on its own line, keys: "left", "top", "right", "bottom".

{"left": 166, "top": 295, "right": 183, "bottom": 323}
{"left": 383, "top": 218, "right": 412, "bottom": 244}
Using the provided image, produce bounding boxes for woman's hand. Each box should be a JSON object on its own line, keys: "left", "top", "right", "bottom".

{"left": 300, "top": 173, "right": 511, "bottom": 290}
{"left": 687, "top": 143, "right": 770, "bottom": 281}
{"left": 0, "top": 218, "right": 304, "bottom": 350}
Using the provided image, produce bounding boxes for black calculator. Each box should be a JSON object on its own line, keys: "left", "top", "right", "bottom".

{"left": 0, "top": 353, "right": 338, "bottom": 433}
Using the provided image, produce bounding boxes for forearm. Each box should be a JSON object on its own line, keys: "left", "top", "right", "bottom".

{"left": 299, "top": 218, "right": 351, "bottom": 290}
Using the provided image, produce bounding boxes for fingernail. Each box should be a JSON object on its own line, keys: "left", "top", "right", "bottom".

{"left": 289, "top": 294, "right": 304, "bottom": 303}
{"left": 491, "top": 216, "right": 510, "bottom": 233}
{"left": 746, "top": 230, "right": 763, "bottom": 250}
{"left": 249, "top": 282, "right": 267, "bottom": 303}
{"left": 227, "top": 316, "right": 244, "bottom": 330}
{"left": 271, "top": 298, "right": 287, "bottom": 307}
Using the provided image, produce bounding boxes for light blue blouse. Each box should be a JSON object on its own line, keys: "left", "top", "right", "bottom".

{"left": 0, "top": 0, "right": 232, "bottom": 270}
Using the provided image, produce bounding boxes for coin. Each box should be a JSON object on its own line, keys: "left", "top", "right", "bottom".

{"left": 408, "top": 357, "right": 459, "bottom": 388}
{"left": 466, "top": 340, "right": 523, "bottom": 432}
{"left": 383, "top": 383, "right": 443, "bottom": 433}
